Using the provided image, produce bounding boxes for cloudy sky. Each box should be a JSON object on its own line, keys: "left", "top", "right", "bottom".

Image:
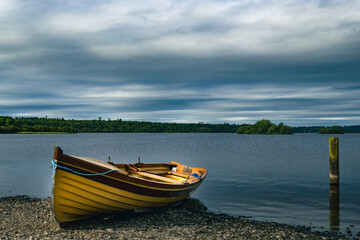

{"left": 1, "top": 0, "right": 360, "bottom": 126}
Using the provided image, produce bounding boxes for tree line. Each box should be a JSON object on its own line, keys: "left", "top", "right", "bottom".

{"left": 318, "top": 126, "right": 344, "bottom": 134}
{"left": 293, "top": 125, "right": 360, "bottom": 133}
{"left": 0, "top": 116, "right": 240, "bottom": 133}
{"left": 1, "top": 116, "right": 359, "bottom": 134}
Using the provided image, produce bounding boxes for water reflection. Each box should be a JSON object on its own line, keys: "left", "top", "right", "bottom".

{"left": 329, "top": 185, "right": 340, "bottom": 232}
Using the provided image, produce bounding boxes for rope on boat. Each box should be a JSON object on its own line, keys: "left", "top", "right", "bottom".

{"left": 51, "top": 160, "right": 123, "bottom": 178}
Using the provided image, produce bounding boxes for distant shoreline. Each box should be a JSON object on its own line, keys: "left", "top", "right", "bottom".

{"left": 1, "top": 116, "right": 360, "bottom": 134}
{"left": 17, "top": 132, "right": 73, "bottom": 134}
{"left": 2, "top": 132, "right": 360, "bottom": 135}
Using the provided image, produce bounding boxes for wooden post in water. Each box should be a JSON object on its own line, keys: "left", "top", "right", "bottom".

{"left": 329, "top": 137, "right": 339, "bottom": 185}
{"left": 329, "top": 185, "right": 340, "bottom": 232}
{"left": 329, "top": 137, "right": 340, "bottom": 232}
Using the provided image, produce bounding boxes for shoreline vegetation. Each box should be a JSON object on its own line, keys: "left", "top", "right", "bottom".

{"left": 1, "top": 116, "right": 359, "bottom": 134}
{"left": 236, "top": 119, "right": 293, "bottom": 134}
{"left": 17, "top": 131, "right": 71, "bottom": 134}
{"left": 318, "top": 126, "right": 344, "bottom": 134}
{"left": 0, "top": 196, "right": 354, "bottom": 239}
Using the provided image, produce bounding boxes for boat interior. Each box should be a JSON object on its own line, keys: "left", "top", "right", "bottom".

{"left": 55, "top": 147, "right": 207, "bottom": 185}
{"left": 112, "top": 161, "right": 207, "bottom": 184}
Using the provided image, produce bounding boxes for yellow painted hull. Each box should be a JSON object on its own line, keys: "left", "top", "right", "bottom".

{"left": 52, "top": 147, "right": 207, "bottom": 223}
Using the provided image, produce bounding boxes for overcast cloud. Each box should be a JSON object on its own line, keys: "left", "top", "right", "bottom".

{"left": 1, "top": 0, "right": 360, "bottom": 126}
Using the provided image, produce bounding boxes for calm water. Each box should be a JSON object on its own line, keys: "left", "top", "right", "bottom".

{"left": 0, "top": 133, "right": 359, "bottom": 235}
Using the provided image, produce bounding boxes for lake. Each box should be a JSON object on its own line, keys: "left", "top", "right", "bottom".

{"left": 0, "top": 133, "right": 359, "bottom": 235}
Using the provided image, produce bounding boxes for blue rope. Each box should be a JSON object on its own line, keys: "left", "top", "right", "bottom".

{"left": 52, "top": 160, "right": 123, "bottom": 178}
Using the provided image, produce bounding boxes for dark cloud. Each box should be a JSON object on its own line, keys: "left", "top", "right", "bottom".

{"left": 0, "top": 0, "right": 359, "bottom": 125}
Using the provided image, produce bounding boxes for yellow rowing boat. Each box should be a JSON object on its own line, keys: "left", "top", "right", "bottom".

{"left": 52, "top": 146, "right": 207, "bottom": 223}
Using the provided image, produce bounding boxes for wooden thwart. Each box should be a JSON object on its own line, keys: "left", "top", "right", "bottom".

{"left": 126, "top": 164, "right": 185, "bottom": 184}
{"left": 168, "top": 171, "right": 190, "bottom": 178}
{"left": 132, "top": 171, "right": 184, "bottom": 184}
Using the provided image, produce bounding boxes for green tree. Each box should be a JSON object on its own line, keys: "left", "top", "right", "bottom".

{"left": 318, "top": 126, "right": 344, "bottom": 134}
{"left": 5, "top": 118, "right": 15, "bottom": 126}
{"left": 331, "top": 126, "right": 344, "bottom": 134}
{"left": 237, "top": 119, "right": 293, "bottom": 134}
{"left": 236, "top": 125, "right": 248, "bottom": 134}
{"left": 255, "top": 119, "right": 272, "bottom": 133}
{"left": 280, "top": 125, "right": 293, "bottom": 134}
{"left": 267, "top": 125, "right": 279, "bottom": 134}
{"left": 319, "top": 127, "right": 330, "bottom": 134}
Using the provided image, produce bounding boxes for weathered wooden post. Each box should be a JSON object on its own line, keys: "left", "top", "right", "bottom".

{"left": 329, "top": 137, "right": 340, "bottom": 232}
{"left": 329, "top": 137, "right": 339, "bottom": 185}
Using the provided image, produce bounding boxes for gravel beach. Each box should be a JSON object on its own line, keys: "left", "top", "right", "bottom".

{"left": 0, "top": 196, "right": 357, "bottom": 240}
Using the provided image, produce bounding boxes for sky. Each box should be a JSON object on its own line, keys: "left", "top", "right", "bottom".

{"left": 0, "top": 0, "right": 360, "bottom": 126}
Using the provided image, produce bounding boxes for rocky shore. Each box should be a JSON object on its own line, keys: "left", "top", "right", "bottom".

{"left": 0, "top": 196, "right": 357, "bottom": 239}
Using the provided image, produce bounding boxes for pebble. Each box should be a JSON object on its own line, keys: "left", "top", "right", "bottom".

{"left": 0, "top": 196, "right": 355, "bottom": 240}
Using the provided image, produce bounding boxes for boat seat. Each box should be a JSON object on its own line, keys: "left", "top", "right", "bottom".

{"left": 125, "top": 164, "right": 185, "bottom": 184}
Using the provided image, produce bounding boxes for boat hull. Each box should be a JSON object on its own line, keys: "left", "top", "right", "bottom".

{"left": 52, "top": 147, "right": 206, "bottom": 223}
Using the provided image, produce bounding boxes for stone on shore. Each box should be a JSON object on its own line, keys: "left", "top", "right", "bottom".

{"left": 0, "top": 196, "right": 353, "bottom": 240}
